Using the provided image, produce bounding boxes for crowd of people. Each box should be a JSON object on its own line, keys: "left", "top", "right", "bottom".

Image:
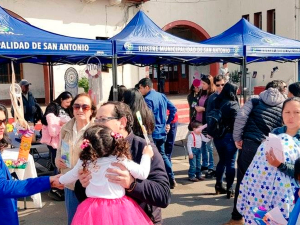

{"left": 187, "top": 75, "right": 300, "bottom": 225}
{"left": 2, "top": 76, "right": 300, "bottom": 225}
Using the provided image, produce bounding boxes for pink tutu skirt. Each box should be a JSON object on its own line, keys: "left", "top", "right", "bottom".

{"left": 71, "top": 196, "right": 153, "bottom": 225}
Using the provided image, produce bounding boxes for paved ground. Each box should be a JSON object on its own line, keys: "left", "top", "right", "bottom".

{"left": 17, "top": 142, "right": 234, "bottom": 225}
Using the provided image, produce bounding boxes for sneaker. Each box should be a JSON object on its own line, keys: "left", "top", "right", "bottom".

{"left": 222, "top": 218, "right": 245, "bottom": 225}
{"left": 196, "top": 177, "right": 205, "bottom": 181}
{"left": 205, "top": 169, "right": 215, "bottom": 178}
{"left": 48, "top": 189, "right": 65, "bottom": 201}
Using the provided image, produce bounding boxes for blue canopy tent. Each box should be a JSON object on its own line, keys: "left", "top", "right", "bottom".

{"left": 0, "top": 6, "right": 112, "bottom": 64}
{"left": 0, "top": 6, "right": 113, "bottom": 101}
{"left": 201, "top": 18, "right": 300, "bottom": 100}
{"left": 109, "top": 10, "right": 242, "bottom": 97}
{"left": 110, "top": 11, "right": 242, "bottom": 64}
{"left": 202, "top": 18, "right": 300, "bottom": 63}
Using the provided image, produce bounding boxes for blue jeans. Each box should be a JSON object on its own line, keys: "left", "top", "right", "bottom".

{"left": 153, "top": 137, "right": 175, "bottom": 180}
{"left": 201, "top": 140, "right": 214, "bottom": 170}
{"left": 165, "top": 122, "right": 178, "bottom": 163}
{"left": 65, "top": 188, "right": 79, "bottom": 225}
{"left": 213, "top": 133, "right": 238, "bottom": 190}
{"left": 188, "top": 147, "right": 202, "bottom": 178}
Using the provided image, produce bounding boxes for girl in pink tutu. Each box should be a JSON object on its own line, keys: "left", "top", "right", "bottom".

{"left": 59, "top": 124, "right": 153, "bottom": 225}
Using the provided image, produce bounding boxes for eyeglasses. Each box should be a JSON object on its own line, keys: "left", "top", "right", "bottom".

{"left": 0, "top": 119, "right": 7, "bottom": 126}
{"left": 216, "top": 84, "right": 225, "bottom": 87}
{"left": 73, "top": 104, "right": 91, "bottom": 112}
{"left": 94, "top": 117, "right": 118, "bottom": 123}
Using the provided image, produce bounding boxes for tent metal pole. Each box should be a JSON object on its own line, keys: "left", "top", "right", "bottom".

{"left": 48, "top": 61, "right": 54, "bottom": 102}
{"left": 242, "top": 55, "right": 247, "bottom": 104}
{"left": 112, "top": 40, "right": 118, "bottom": 101}
{"left": 157, "top": 63, "right": 161, "bottom": 92}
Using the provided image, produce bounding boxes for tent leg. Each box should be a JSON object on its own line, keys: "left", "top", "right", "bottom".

{"left": 48, "top": 62, "right": 54, "bottom": 102}
{"left": 112, "top": 54, "right": 118, "bottom": 101}
{"left": 157, "top": 63, "right": 161, "bottom": 92}
{"left": 242, "top": 56, "right": 247, "bottom": 104}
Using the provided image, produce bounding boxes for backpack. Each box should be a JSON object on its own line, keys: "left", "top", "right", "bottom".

{"left": 206, "top": 103, "right": 227, "bottom": 139}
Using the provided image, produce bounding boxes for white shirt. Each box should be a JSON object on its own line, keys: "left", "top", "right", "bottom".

{"left": 59, "top": 154, "right": 151, "bottom": 199}
{"left": 72, "top": 121, "right": 90, "bottom": 145}
{"left": 219, "top": 67, "right": 228, "bottom": 75}
{"left": 187, "top": 132, "right": 211, "bottom": 155}
{"left": 23, "top": 93, "right": 29, "bottom": 100}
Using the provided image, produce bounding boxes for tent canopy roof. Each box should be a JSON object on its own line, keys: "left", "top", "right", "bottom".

{"left": 0, "top": 6, "right": 112, "bottom": 64}
{"left": 110, "top": 11, "right": 242, "bottom": 65}
{"left": 202, "top": 18, "right": 300, "bottom": 64}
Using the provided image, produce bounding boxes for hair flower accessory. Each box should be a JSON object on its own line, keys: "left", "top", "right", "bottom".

{"left": 111, "top": 131, "right": 123, "bottom": 140}
{"left": 81, "top": 139, "right": 90, "bottom": 149}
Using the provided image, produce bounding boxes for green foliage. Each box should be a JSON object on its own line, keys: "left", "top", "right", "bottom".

{"left": 230, "top": 69, "right": 241, "bottom": 84}
{"left": 78, "top": 77, "right": 89, "bottom": 93}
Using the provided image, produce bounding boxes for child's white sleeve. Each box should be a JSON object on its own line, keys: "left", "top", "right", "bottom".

{"left": 201, "top": 133, "right": 211, "bottom": 143}
{"left": 59, "top": 159, "right": 81, "bottom": 185}
{"left": 187, "top": 134, "right": 193, "bottom": 155}
{"left": 121, "top": 155, "right": 151, "bottom": 180}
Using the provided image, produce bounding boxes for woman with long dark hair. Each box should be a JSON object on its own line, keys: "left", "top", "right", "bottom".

{"left": 123, "top": 88, "right": 155, "bottom": 141}
{"left": 213, "top": 82, "right": 239, "bottom": 198}
{"left": 187, "top": 80, "right": 201, "bottom": 122}
{"left": 108, "top": 85, "right": 127, "bottom": 102}
{"left": 41, "top": 91, "right": 73, "bottom": 201}
{"left": 194, "top": 75, "right": 216, "bottom": 179}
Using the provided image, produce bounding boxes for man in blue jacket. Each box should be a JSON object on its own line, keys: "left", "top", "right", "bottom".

{"left": 138, "top": 78, "right": 177, "bottom": 189}
{"left": 11, "top": 79, "right": 42, "bottom": 124}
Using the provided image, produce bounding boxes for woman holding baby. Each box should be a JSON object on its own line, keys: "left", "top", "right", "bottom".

{"left": 237, "top": 97, "right": 300, "bottom": 224}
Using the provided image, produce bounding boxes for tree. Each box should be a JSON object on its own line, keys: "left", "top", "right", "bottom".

{"left": 78, "top": 77, "right": 89, "bottom": 93}
{"left": 230, "top": 69, "right": 241, "bottom": 84}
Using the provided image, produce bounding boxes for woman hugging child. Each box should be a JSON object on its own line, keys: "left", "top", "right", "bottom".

{"left": 59, "top": 124, "right": 153, "bottom": 225}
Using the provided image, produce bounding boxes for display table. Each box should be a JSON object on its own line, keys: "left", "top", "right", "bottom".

{"left": 2, "top": 148, "right": 43, "bottom": 208}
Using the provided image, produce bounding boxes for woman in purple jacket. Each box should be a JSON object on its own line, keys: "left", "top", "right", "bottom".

{"left": 0, "top": 104, "right": 63, "bottom": 225}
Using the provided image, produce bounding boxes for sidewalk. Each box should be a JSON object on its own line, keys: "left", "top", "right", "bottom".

{"left": 17, "top": 142, "right": 234, "bottom": 225}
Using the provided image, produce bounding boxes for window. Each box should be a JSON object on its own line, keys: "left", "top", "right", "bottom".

{"left": 254, "top": 12, "right": 262, "bottom": 29}
{"left": 0, "top": 63, "right": 23, "bottom": 84}
{"left": 242, "top": 14, "right": 249, "bottom": 21}
{"left": 267, "top": 9, "right": 276, "bottom": 34}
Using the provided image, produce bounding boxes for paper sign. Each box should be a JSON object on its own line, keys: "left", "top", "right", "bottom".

{"left": 265, "top": 207, "right": 287, "bottom": 225}
{"left": 265, "top": 133, "right": 284, "bottom": 163}
{"left": 61, "top": 140, "right": 71, "bottom": 168}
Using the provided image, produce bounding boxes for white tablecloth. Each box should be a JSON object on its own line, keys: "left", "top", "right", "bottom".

{"left": 2, "top": 148, "right": 43, "bottom": 208}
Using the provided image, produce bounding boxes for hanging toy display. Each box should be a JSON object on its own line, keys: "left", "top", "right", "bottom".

{"left": 7, "top": 61, "right": 33, "bottom": 168}
{"left": 85, "top": 56, "right": 103, "bottom": 104}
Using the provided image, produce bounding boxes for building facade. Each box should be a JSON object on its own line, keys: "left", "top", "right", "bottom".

{"left": 0, "top": 0, "right": 299, "bottom": 104}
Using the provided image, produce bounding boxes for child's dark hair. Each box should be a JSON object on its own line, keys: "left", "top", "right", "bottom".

{"left": 80, "top": 124, "right": 131, "bottom": 171}
{"left": 191, "top": 121, "right": 202, "bottom": 130}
